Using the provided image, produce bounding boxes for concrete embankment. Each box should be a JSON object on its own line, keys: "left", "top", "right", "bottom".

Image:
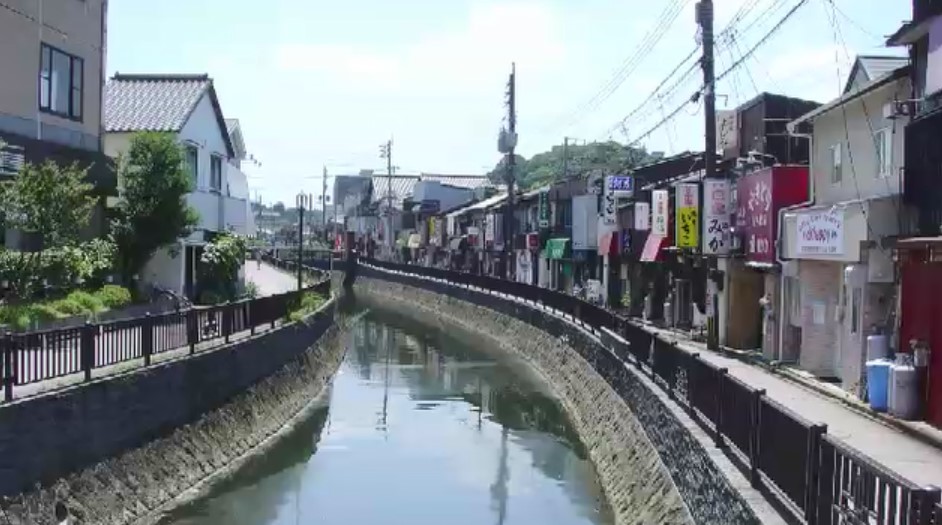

{"left": 354, "top": 271, "right": 769, "bottom": 525}
{"left": 0, "top": 302, "right": 348, "bottom": 525}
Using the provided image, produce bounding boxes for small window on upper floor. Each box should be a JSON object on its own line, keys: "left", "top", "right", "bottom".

{"left": 184, "top": 144, "right": 199, "bottom": 185}
{"left": 39, "top": 44, "right": 84, "bottom": 121}
{"left": 830, "top": 144, "right": 842, "bottom": 184}
{"left": 210, "top": 155, "right": 223, "bottom": 192}
{"left": 874, "top": 128, "right": 892, "bottom": 178}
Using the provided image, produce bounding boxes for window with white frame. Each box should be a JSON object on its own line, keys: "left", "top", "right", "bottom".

{"left": 184, "top": 144, "right": 198, "bottom": 185}
{"left": 874, "top": 128, "right": 892, "bottom": 177}
{"left": 39, "top": 44, "right": 83, "bottom": 120}
{"left": 830, "top": 144, "right": 842, "bottom": 184}
{"left": 210, "top": 155, "right": 223, "bottom": 191}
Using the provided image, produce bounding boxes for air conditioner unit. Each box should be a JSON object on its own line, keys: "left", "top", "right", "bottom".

{"left": 883, "top": 101, "right": 911, "bottom": 120}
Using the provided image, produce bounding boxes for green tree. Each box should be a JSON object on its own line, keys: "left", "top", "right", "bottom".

{"left": 0, "top": 161, "right": 95, "bottom": 248}
{"left": 112, "top": 132, "right": 199, "bottom": 285}
{"left": 488, "top": 141, "right": 657, "bottom": 190}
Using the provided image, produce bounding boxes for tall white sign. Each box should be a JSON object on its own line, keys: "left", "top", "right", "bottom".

{"left": 634, "top": 202, "right": 650, "bottom": 231}
{"left": 602, "top": 177, "right": 618, "bottom": 228}
{"left": 702, "top": 179, "right": 730, "bottom": 255}
{"left": 652, "top": 190, "right": 669, "bottom": 237}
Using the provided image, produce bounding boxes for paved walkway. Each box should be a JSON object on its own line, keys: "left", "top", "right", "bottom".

{"left": 244, "top": 261, "right": 299, "bottom": 295}
{"left": 642, "top": 323, "right": 942, "bottom": 488}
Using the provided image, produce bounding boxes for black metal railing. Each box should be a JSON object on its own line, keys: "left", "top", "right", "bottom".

{"left": 0, "top": 266, "right": 332, "bottom": 402}
{"left": 357, "top": 257, "right": 942, "bottom": 525}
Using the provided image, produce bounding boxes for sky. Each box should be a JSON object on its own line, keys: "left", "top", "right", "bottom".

{"left": 106, "top": 0, "right": 911, "bottom": 206}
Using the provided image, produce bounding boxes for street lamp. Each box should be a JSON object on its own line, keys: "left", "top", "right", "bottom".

{"left": 296, "top": 192, "right": 313, "bottom": 291}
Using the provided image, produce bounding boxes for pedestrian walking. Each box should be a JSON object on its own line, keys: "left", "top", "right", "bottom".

{"left": 255, "top": 249, "right": 261, "bottom": 269}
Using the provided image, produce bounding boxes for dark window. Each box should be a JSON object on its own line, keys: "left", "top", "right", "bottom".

{"left": 185, "top": 144, "right": 199, "bottom": 184}
{"left": 210, "top": 155, "right": 223, "bottom": 191}
{"left": 39, "top": 44, "right": 83, "bottom": 121}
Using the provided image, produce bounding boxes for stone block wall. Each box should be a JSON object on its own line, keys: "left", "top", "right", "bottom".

{"left": 354, "top": 270, "right": 766, "bottom": 525}
{"left": 0, "top": 303, "right": 345, "bottom": 525}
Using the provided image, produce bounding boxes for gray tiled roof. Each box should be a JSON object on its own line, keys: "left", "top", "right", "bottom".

{"left": 225, "top": 118, "right": 239, "bottom": 135}
{"left": 370, "top": 174, "right": 489, "bottom": 205}
{"left": 858, "top": 56, "right": 909, "bottom": 82}
{"left": 105, "top": 74, "right": 211, "bottom": 132}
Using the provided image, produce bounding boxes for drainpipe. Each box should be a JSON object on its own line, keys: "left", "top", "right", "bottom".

{"left": 775, "top": 124, "right": 815, "bottom": 363}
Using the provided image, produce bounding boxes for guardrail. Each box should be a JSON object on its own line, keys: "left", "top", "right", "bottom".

{"left": 0, "top": 269, "right": 331, "bottom": 403}
{"left": 357, "top": 257, "right": 942, "bottom": 525}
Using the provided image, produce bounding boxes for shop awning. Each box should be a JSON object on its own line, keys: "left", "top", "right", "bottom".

{"left": 408, "top": 233, "right": 422, "bottom": 249}
{"left": 598, "top": 231, "right": 618, "bottom": 256}
{"left": 640, "top": 234, "right": 666, "bottom": 262}
{"left": 545, "top": 238, "right": 570, "bottom": 260}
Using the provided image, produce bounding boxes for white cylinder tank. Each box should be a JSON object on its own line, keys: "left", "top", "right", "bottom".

{"left": 888, "top": 364, "right": 919, "bottom": 420}
{"left": 866, "top": 334, "right": 889, "bottom": 361}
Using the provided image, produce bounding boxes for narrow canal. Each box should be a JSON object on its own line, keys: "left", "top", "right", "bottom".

{"left": 161, "top": 308, "right": 613, "bottom": 525}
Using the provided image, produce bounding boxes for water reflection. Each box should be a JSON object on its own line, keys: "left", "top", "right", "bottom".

{"left": 162, "top": 308, "right": 613, "bottom": 525}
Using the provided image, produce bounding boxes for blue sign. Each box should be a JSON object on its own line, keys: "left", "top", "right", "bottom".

{"left": 607, "top": 175, "right": 633, "bottom": 196}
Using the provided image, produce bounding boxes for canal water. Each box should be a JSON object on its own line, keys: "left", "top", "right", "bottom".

{"left": 161, "top": 308, "right": 613, "bottom": 525}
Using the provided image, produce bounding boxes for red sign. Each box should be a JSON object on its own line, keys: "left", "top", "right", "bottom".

{"left": 735, "top": 166, "right": 809, "bottom": 264}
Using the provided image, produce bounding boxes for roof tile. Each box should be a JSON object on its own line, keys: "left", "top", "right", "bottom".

{"left": 105, "top": 74, "right": 210, "bottom": 132}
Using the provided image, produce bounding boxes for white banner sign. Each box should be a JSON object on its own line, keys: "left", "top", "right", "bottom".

{"left": 796, "top": 208, "right": 844, "bottom": 255}
{"left": 702, "top": 179, "right": 730, "bottom": 255}
{"left": 634, "top": 202, "right": 650, "bottom": 231}
{"left": 652, "top": 190, "right": 669, "bottom": 236}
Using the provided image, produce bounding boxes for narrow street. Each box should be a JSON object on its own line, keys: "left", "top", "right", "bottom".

{"left": 243, "top": 261, "right": 299, "bottom": 295}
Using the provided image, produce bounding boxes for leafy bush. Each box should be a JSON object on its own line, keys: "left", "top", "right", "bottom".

{"left": 243, "top": 281, "right": 259, "bottom": 299}
{"left": 288, "top": 292, "right": 327, "bottom": 322}
{"left": 95, "top": 285, "right": 132, "bottom": 309}
{"left": 67, "top": 291, "right": 106, "bottom": 313}
{"left": 198, "top": 234, "right": 248, "bottom": 303}
{"left": 0, "top": 239, "right": 117, "bottom": 302}
{"left": 49, "top": 298, "right": 88, "bottom": 317}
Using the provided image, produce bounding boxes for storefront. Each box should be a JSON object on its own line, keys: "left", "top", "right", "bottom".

{"left": 730, "top": 165, "right": 810, "bottom": 357}
{"left": 545, "top": 238, "right": 571, "bottom": 292}
{"left": 781, "top": 199, "right": 897, "bottom": 394}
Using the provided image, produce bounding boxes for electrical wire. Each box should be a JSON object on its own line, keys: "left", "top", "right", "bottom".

{"left": 543, "top": 0, "right": 691, "bottom": 133}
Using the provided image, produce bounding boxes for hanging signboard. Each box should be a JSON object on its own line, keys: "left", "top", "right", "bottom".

{"left": 652, "top": 190, "right": 669, "bottom": 236}
{"left": 602, "top": 178, "right": 618, "bottom": 228}
{"left": 538, "top": 191, "right": 550, "bottom": 228}
{"left": 796, "top": 208, "right": 844, "bottom": 255}
{"left": 676, "top": 183, "right": 699, "bottom": 248}
{"left": 606, "top": 175, "right": 633, "bottom": 198}
{"left": 634, "top": 202, "right": 650, "bottom": 231}
{"left": 702, "top": 179, "right": 730, "bottom": 255}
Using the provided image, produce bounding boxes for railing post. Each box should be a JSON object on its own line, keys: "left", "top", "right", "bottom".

{"left": 804, "top": 423, "right": 827, "bottom": 523}
{"left": 686, "top": 352, "right": 699, "bottom": 412}
{"left": 2, "top": 331, "right": 13, "bottom": 402}
{"left": 749, "top": 388, "right": 766, "bottom": 489}
{"left": 186, "top": 309, "right": 197, "bottom": 355}
{"left": 913, "top": 486, "right": 941, "bottom": 525}
{"left": 80, "top": 321, "right": 95, "bottom": 382}
{"left": 223, "top": 303, "right": 232, "bottom": 344}
{"left": 714, "top": 367, "right": 728, "bottom": 449}
{"left": 142, "top": 313, "right": 153, "bottom": 366}
{"left": 249, "top": 299, "right": 256, "bottom": 336}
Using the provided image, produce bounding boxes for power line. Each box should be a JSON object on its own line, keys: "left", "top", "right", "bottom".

{"left": 715, "top": 0, "right": 810, "bottom": 85}
{"left": 544, "top": 0, "right": 691, "bottom": 133}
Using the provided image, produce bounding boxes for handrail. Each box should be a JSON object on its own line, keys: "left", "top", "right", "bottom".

{"left": 354, "top": 257, "right": 942, "bottom": 525}
{"left": 0, "top": 263, "right": 332, "bottom": 403}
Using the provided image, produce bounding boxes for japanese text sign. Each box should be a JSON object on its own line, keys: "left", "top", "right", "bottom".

{"left": 675, "top": 183, "right": 699, "bottom": 248}
{"left": 652, "top": 190, "right": 669, "bottom": 236}
{"left": 607, "top": 175, "right": 633, "bottom": 197}
{"left": 736, "top": 169, "right": 775, "bottom": 263}
{"left": 796, "top": 208, "right": 844, "bottom": 255}
{"left": 602, "top": 179, "right": 618, "bottom": 227}
{"left": 702, "top": 179, "right": 730, "bottom": 255}
{"left": 634, "top": 202, "right": 650, "bottom": 231}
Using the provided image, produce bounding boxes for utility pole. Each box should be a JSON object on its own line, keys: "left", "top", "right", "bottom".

{"left": 504, "top": 63, "right": 517, "bottom": 281}
{"left": 699, "top": 0, "right": 716, "bottom": 180}
{"left": 322, "top": 165, "right": 328, "bottom": 246}
{"left": 296, "top": 192, "right": 311, "bottom": 291}
{"left": 379, "top": 139, "right": 393, "bottom": 258}
{"left": 562, "top": 137, "right": 569, "bottom": 180}
{"left": 698, "top": 0, "right": 720, "bottom": 350}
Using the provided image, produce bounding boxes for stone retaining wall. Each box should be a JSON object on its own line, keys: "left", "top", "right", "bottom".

{"left": 355, "top": 271, "right": 764, "bottom": 525}
{"left": 0, "top": 304, "right": 347, "bottom": 525}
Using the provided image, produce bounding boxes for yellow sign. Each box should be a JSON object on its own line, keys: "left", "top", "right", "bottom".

{"left": 677, "top": 207, "right": 699, "bottom": 248}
